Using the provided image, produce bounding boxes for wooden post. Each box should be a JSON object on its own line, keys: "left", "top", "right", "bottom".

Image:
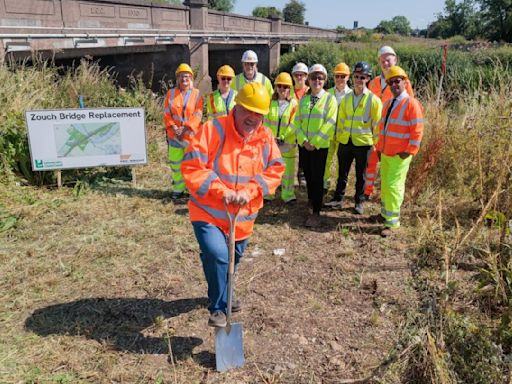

{"left": 56, "top": 170, "right": 62, "bottom": 188}
{"left": 131, "top": 167, "right": 137, "bottom": 187}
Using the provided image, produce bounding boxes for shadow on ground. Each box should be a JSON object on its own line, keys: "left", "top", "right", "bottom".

{"left": 25, "top": 297, "right": 208, "bottom": 359}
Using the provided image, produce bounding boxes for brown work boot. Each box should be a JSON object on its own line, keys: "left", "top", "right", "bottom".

{"left": 380, "top": 227, "right": 396, "bottom": 238}
{"left": 304, "top": 213, "right": 321, "bottom": 228}
{"left": 208, "top": 310, "right": 227, "bottom": 327}
{"left": 232, "top": 298, "right": 242, "bottom": 313}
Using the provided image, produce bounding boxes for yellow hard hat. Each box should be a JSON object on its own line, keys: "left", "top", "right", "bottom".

{"left": 274, "top": 72, "right": 293, "bottom": 87}
{"left": 217, "top": 65, "right": 235, "bottom": 78}
{"left": 333, "top": 63, "right": 350, "bottom": 75}
{"left": 384, "top": 65, "right": 408, "bottom": 82}
{"left": 175, "top": 63, "right": 193, "bottom": 76}
{"left": 235, "top": 82, "right": 270, "bottom": 115}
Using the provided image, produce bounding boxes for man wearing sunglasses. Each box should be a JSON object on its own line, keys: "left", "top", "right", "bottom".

{"left": 324, "top": 62, "right": 352, "bottom": 195}
{"left": 231, "top": 50, "right": 273, "bottom": 99}
{"left": 376, "top": 66, "right": 423, "bottom": 237}
{"left": 364, "top": 46, "right": 415, "bottom": 202}
{"left": 328, "top": 61, "right": 382, "bottom": 215}
{"left": 206, "top": 65, "right": 237, "bottom": 121}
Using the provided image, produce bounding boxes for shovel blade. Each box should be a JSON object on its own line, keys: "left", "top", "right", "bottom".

{"left": 215, "top": 322, "right": 244, "bottom": 372}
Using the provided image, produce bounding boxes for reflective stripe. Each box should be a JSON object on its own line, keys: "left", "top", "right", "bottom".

{"left": 192, "top": 112, "right": 202, "bottom": 118}
{"left": 197, "top": 172, "right": 218, "bottom": 197}
{"left": 409, "top": 140, "right": 421, "bottom": 146}
{"left": 218, "top": 173, "right": 253, "bottom": 184}
{"left": 183, "top": 150, "right": 208, "bottom": 163}
{"left": 326, "top": 118, "right": 337, "bottom": 126}
{"left": 297, "top": 113, "right": 325, "bottom": 120}
{"left": 212, "top": 119, "right": 225, "bottom": 173}
{"left": 362, "top": 93, "right": 373, "bottom": 122}
{"left": 397, "top": 99, "right": 409, "bottom": 120}
{"left": 169, "top": 159, "right": 182, "bottom": 166}
{"left": 385, "top": 218, "right": 400, "bottom": 225}
{"left": 381, "top": 207, "right": 400, "bottom": 216}
{"left": 268, "top": 157, "right": 285, "bottom": 167}
{"left": 164, "top": 108, "right": 170, "bottom": 114}
{"left": 190, "top": 196, "right": 258, "bottom": 222}
{"left": 168, "top": 138, "right": 188, "bottom": 148}
{"left": 341, "top": 126, "right": 372, "bottom": 134}
{"left": 254, "top": 174, "right": 269, "bottom": 195}
{"left": 383, "top": 131, "right": 410, "bottom": 139}
{"left": 282, "top": 175, "right": 295, "bottom": 181}
{"left": 366, "top": 173, "right": 376, "bottom": 178}
{"left": 262, "top": 143, "right": 270, "bottom": 169}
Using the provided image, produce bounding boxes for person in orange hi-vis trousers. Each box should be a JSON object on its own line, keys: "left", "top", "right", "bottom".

{"left": 365, "top": 46, "right": 414, "bottom": 200}
{"left": 164, "top": 63, "right": 203, "bottom": 199}
{"left": 182, "top": 82, "right": 285, "bottom": 328}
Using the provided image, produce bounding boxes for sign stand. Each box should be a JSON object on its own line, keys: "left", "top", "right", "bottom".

{"left": 56, "top": 170, "right": 62, "bottom": 188}
{"left": 131, "top": 167, "right": 137, "bottom": 187}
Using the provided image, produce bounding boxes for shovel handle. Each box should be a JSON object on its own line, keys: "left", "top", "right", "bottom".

{"left": 224, "top": 202, "right": 240, "bottom": 321}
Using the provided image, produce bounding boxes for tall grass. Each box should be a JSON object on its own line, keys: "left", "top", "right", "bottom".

{"left": 0, "top": 60, "right": 163, "bottom": 185}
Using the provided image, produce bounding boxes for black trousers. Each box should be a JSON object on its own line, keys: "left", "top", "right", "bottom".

{"left": 299, "top": 146, "right": 328, "bottom": 213}
{"left": 334, "top": 139, "right": 372, "bottom": 204}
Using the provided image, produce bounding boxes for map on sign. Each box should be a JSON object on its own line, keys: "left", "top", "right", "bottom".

{"left": 54, "top": 122, "right": 122, "bottom": 158}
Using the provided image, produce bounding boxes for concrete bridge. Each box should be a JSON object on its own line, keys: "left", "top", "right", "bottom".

{"left": 0, "top": 0, "right": 338, "bottom": 92}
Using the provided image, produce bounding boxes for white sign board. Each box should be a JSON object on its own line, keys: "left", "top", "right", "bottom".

{"left": 26, "top": 107, "right": 147, "bottom": 171}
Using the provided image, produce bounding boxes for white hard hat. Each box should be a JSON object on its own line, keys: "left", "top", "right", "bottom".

{"left": 292, "top": 62, "right": 308, "bottom": 74}
{"left": 308, "top": 63, "right": 327, "bottom": 77}
{"left": 242, "top": 50, "right": 258, "bottom": 63}
{"left": 378, "top": 45, "right": 396, "bottom": 58}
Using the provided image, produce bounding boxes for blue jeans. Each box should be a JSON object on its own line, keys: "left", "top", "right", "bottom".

{"left": 192, "top": 221, "right": 248, "bottom": 313}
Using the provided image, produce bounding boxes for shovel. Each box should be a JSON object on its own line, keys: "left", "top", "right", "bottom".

{"left": 215, "top": 205, "right": 245, "bottom": 372}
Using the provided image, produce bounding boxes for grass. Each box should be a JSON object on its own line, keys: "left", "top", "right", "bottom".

{"left": 1, "top": 55, "right": 512, "bottom": 382}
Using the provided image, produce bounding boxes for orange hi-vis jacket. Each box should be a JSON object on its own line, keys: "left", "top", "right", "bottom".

{"left": 164, "top": 87, "right": 203, "bottom": 145}
{"left": 182, "top": 112, "right": 285, "bottom": 240}
{"left": 376, "top": 94, "right": 424, "bottom": 156}
{"left": 368, "top": 74, "right": 414, "bottom": 103}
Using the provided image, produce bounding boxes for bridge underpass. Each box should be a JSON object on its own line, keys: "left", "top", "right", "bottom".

{"left": 1, "top": 0, "right": 338, "bottom": 93}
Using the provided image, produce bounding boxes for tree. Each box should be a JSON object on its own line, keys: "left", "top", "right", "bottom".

{"left": 208, "top": 0, "right": 235, "bottom": 12}
{"left": 283, "top": 0, "right": 305, "bottom": 24}
{"left": 252, "top": 6, "right": 281, "bottom": 19}
{"left": 375, "top": 16, "right": 411, "bottom": 35}
{"left": 479, "top": 0, "right": 512, "bottom": 42}
{"left": 427, "top": 0, "right": 481, "bottom": 39}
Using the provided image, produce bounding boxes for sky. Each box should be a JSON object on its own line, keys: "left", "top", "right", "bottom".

{"left": 233, "top": 0, "right": 447, "bottom": 30}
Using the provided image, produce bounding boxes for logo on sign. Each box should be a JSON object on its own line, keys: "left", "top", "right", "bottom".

{"left": 35, "top": 160, "right": 43, "bottom": 169}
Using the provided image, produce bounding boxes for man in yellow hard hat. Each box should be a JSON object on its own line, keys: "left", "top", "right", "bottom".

{"left": 205, "top": 65, "right": 237, "bottom": 120}
{"left": 232, "top": 50, "right": 273, "bottom": 98}
{"left": 324, "top": 62, "right": 352, "bottom": 193}
{"left": 375, "top": 66, "right": 424, "bottom": 237}
{"left": 164, "top": 63, "right": 203, "bottom": 199}
{"left": 364, "top": 46, "right": 415, "bottom": 201}
{"left": 182, "top": 82, "right": 285, "bottom": 327}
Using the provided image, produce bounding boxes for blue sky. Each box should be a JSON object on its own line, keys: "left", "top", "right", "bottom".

{"left": 233, "top": 0, "right": 447, "bottom": 30}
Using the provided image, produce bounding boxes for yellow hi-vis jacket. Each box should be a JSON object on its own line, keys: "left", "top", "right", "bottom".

{"left": 263, "top": 99, "right": 298, "bottom": 144}
{"left": 335, "top": 89, "right": 383, "bottom": 146}
{"left": 231, "top": 72, "right": 273, "bottom": 98}
{"left": 295, "top": 91, "right": 338, "bottom": 149}
{"left": 206, "top": 89, "right": 237, "bottom": 120}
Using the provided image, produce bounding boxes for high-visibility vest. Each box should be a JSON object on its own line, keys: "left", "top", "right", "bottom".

{"left": 368, "top": 74, "right": 414, "bottom": 103}
{"left": 206, "top": 89, "right": 237, "bottom": 120}
{"left": 335, "top": 90, "right": 383, "bottom": 146}
{"left": 164, "top": 87, "right": 203, "bottom": 145}
{"left": 376, "top": 95, "right": 424, "bottom": 156}
{"left": 295, "top": 92, "right": 337, "bottom": 149}
{"left": 232, "top": 72, "right": 273, "bottom": 98}
{"left": 263, "top": 99, "right": 298, "bottom": 144}
{"left": 327, "top": 86, "right": 352, "bottom": 105}
{"left": 182, "top": 113, "right": 285, "bottom": 240}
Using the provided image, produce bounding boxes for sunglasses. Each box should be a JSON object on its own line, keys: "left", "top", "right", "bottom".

{"left": 310, "top": 75, "right": 325, "bottom": 81}
{"left": 220, "top": 77, "right": 232, "bottom": 81}
{"left": 387, "top": 78, "right": 403, "bottom": 85}
{"left": 294, "top": 73, "right": 306, "bottom": 77}
{"left": 353, "top": 74, "right": 368, "bottom": 80}
{"left": 335, "top": 74, "right": 348, "bottom": 79}
{"left": 277, "top": 84, "right": 290, "bottom": 89}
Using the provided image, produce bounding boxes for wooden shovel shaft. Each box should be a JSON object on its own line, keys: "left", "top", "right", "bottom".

{"left": 225, "top": 204, "right": 239, "bottom": 322}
